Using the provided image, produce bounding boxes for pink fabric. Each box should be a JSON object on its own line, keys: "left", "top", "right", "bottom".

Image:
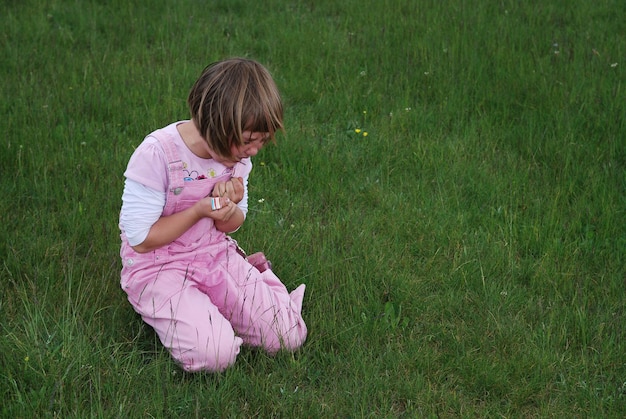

{"left": 119, "top": 125, "right": 307, "bottom": 372}
{"left": 123, "top": 122, "right": 253, "bottom": 195}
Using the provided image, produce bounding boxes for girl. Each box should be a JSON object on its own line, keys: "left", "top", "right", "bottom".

{"left": 119, "top": 58, "right": 307, "bottom": 372}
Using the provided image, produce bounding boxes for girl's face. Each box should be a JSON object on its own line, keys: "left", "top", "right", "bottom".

{"left": 210, "top": 131, "right": 269, "bottom": 167}
{"left": 230, "top": 131, "right": 269, "bottom": 162}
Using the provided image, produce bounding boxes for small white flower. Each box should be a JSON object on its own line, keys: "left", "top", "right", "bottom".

{"left": 258, "top": 198, "right": 265, "bottom": 203}
{"left": 611, "top": 62, "right": 618, "bottom": 68}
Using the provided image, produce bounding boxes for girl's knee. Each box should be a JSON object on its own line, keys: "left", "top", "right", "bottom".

{"left": 264, "top": 319, "right": 308, "bottom": 353}
{"left": 280, "top": 328, "right": 307, "bottom": 352}
{"left": 178, "top": 336, "right": 243, "bottom": 373}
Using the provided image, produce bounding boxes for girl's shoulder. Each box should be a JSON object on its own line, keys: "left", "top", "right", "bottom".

{"left": 123, "top": 123, "right": 185, "bottom": 191}
{"left": 145, "top": 121, "right": 186, "bottom": 151}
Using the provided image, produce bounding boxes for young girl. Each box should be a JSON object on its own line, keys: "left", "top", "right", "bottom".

{"left": 119, "top": 58, "right": 307, "bottom": 372}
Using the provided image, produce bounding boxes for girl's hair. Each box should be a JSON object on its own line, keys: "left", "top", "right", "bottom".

{"left": 187, "top": 58, "right": 284, "bottom": 160}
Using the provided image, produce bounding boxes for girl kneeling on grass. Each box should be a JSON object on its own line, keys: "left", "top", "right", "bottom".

{"left": 118, "top": 58, "right": 307, "bottom": 372}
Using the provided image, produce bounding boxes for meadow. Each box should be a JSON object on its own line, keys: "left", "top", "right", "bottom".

{"left": 1, "top": 0, "right": 625, "bottom": 416}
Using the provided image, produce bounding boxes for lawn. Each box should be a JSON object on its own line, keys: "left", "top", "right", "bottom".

{"left": 1, "top": 0, "right": 625, "bottom": 416}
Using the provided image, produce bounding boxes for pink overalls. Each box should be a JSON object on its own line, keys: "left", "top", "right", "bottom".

{"left": 119, "top": 129, "right": 307, "bottom": 372}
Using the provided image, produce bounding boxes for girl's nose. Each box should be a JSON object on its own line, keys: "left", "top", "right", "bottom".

{"left": 247, "top": 145, "right": 260, "bottom": 156}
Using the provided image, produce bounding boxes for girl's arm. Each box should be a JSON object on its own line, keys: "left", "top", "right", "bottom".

{"left": 132, "top": 195, "right": 239, "bottom": 253}
{"left": 213, "top": 206, "right": 245, "bottom": 233}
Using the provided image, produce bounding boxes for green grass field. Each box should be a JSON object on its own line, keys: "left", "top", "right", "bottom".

{"left": 2, "top": 0, "right": 625, "bottom": 416}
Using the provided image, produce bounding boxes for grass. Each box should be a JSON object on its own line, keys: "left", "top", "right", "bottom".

{"left": 1, "top": 0, "right": 625, "bottom": 416}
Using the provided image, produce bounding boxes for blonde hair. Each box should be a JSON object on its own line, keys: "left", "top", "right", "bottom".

{"left": 187, "top": 58, "right": 284, "bottom": 160}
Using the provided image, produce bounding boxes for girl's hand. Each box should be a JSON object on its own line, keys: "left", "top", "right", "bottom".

{"left": 198, "top": 195, "right": 245, "bottom": 233}
{"left": 212, "top": 177, "right": 244, "bottom": 203}
{"left": 195, "top": 196, "right": 238, "bottom": 222}
{"left": 210, "top": 200, "right": 239, "bottom": 223}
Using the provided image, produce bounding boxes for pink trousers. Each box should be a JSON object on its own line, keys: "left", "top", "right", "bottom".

{"left": 120, "top": 238, "right": 307, "bottom": 372}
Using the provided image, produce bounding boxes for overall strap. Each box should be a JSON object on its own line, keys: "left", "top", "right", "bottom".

{"left": 149, "top": 127, "right": 184, "bottom": 264}
{"left": 151, "top": 128, "right": 185, "bottom": 217}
